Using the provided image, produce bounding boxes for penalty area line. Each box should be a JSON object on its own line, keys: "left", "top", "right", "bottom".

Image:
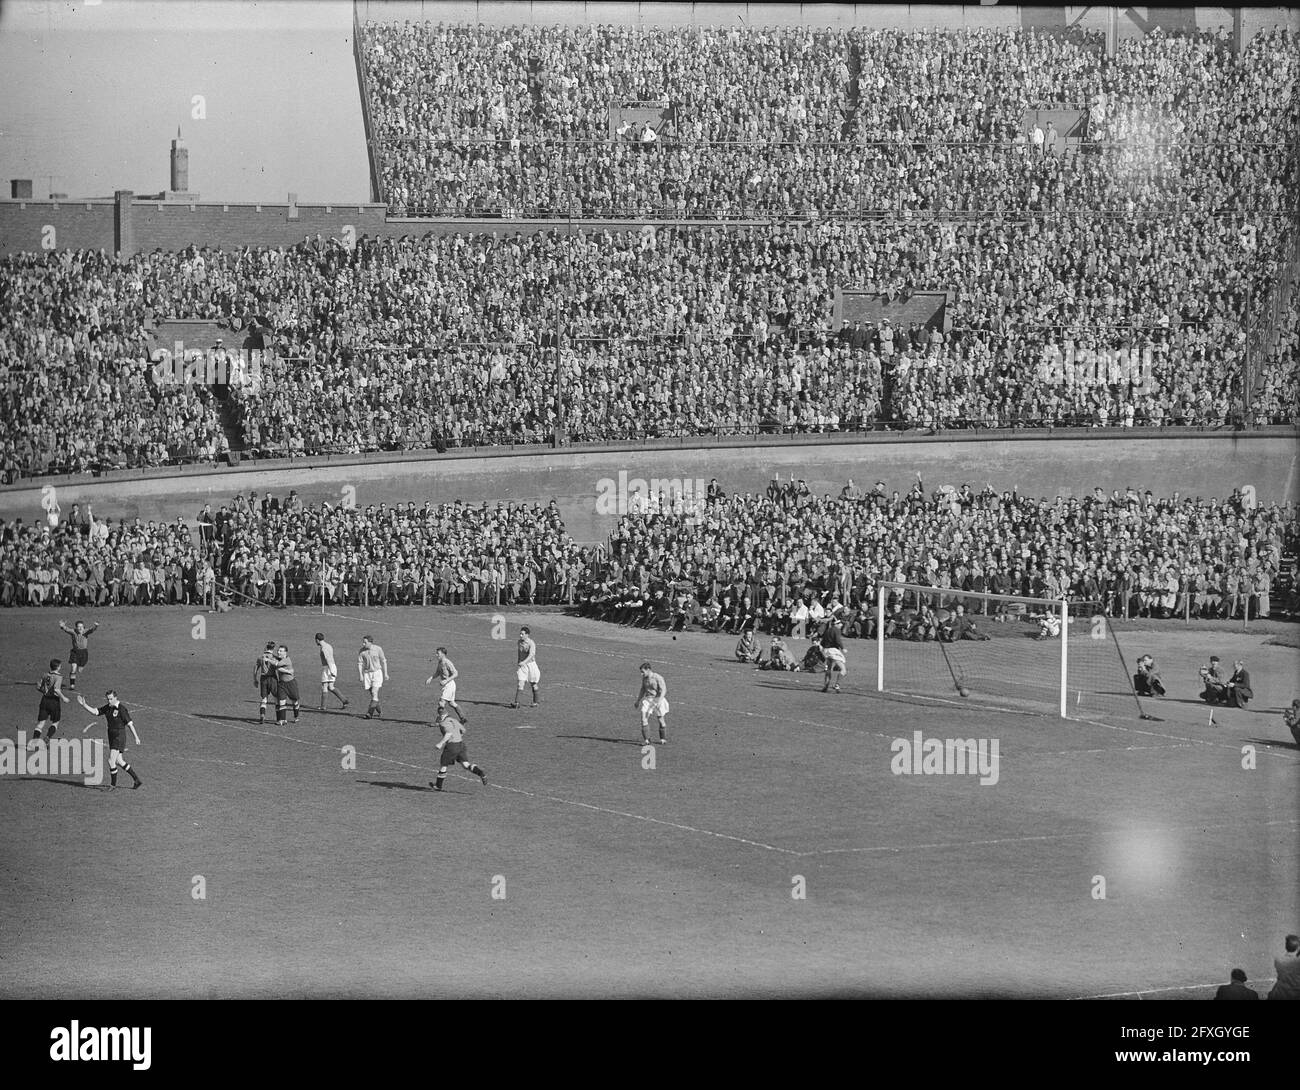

{"left": 126, "top": 701, "right": 796, "bottom": 854}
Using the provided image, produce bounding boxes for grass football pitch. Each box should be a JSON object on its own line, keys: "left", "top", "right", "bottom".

{"left": 1, "top": 604, "right": 1296, "bottom": 998}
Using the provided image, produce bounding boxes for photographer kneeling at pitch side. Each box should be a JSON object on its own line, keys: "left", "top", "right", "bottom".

{"left": 1133, "top": 654, "right": 1166, "bottom": 697}
{"left": 1199, "top": 655, "right": 1229, "bottom": 704}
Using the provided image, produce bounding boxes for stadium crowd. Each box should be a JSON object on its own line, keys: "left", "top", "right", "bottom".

{"left": 580, "top": 477, "right": 1300, "bottom": 637}
{"left": 0, "top": 250, "right": 229, "bottom": 479}
{"left": 361, "top": 23, "right": 1296, "bottom": 218}
{"left": 6, "top": 482, "right": 1296, "bottom": 637}
{"left": 0, "top": 490, "right": 588, "bottom": 609}
{"left": 0, "top": 24, "right": 1295, "bottom": 480}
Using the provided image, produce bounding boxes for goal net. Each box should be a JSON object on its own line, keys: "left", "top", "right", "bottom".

{"left": 874, "top": 581, "right": 1149, "bottom": 721}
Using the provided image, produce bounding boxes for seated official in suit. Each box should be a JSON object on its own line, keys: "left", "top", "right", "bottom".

{"left": 1213, "top": 968, "right": 1258, "bottom": 1000}
{"left": 1226, "top": 659, "right": 1253, "bottom": 708}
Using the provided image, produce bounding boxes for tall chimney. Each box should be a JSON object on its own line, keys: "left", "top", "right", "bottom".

{"left": 170, "top": 127, "right": 189, "bottom": 193}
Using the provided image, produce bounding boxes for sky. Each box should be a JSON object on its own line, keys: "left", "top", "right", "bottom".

{"left": 0, "top": 0, "right": 372, "bottom": 202}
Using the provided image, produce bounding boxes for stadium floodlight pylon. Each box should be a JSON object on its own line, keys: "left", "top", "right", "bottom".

{"left": 875, "top": 581, "right": 1150, "bottom": 721}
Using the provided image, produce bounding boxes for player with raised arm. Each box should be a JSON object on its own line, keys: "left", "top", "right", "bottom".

{"left": 821, "top": 618, "right": 847, "bottom": 693}
{"left": 427, "top": 647, "right": 469, "bottom": 725}
{"left": 315, "top": 632, "right": 349, "bottom": 712}
{"left": 254, "top": 641, "right": 278, "bottom": 723}
{"left": 273, "top": 644, "right": 301, "bottom": 724}
{"left": 31, "top": 658, "right": 70, "bottom": 749}
{"left": 79, "top": 689, "right": 142, "bottom": 790}
{"left": 58, "top": 619, "right": 98, "bottom": 690}
{"left": 510, "top": 626, "right": 540, "bottom": 709}
{"left": 635, "top": 662, "right": 669, "bottom": 746}
{"left": 358, "top": 635, "right": 388, "bottom": 720}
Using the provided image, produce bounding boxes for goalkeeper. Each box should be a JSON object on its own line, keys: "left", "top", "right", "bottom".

{"left": 821, "top": 620, "right": 847, "bottom": 693}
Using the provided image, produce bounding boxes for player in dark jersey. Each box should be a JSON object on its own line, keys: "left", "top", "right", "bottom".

{"left": 273, "top": 644, "right": 301, "bottom": 724}
{"left": 58, "top": 620, "right": 99, "bottom": 690}
{"left": 429, "top": 714, "right": 486, "bottom": 791}
{"left": 253, "top": 641, "right": 278, "bottom": 723}
{"left": 78, "top": 689, "right": 142, "bottom": 790}
{"left": 820, "top": 619, "right": 847, "bottom": 693}
{"left": 32, "top": 658, "right": 70, "bottom": 748}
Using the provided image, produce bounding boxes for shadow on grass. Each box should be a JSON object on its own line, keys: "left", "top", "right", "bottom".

{"left": 555, "top": 734, "right": 643, "bottom": 746}
{"left": 13, "top": 776, "right": 104, "bottom": 790}
{"left": 357, "top": 778, "right": 430, "bottom": 792}
{"left": 358, "top": 778, "right": 478, "bottom": 794}
{"left": 204, "top": 710, "right": 434, "bottom": 727}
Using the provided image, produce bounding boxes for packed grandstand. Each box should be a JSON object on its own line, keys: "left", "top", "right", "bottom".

{"left": 3, "top": 480, "right": 1298, "bottom": 626}
{"left": 1, "top": 21, "right": 1297, "bottom": 483}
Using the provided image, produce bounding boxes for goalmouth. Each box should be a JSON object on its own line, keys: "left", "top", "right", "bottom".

{"left": 874, "top": 581, "right": 1149, "bottom": 722}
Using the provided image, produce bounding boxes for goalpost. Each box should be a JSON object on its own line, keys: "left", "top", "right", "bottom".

{"left": 875, "top": 581, "right": 1149, "bottom": 721}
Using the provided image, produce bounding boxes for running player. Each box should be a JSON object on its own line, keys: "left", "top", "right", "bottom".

{"left": 254, "top": 641, "right": 278, "bottom": 723}
{"left": 273, "top": 644, "right": 301, "bottom": 724}
{"left": 358, "top": 635, "right": 388, "bottom": 719}
{"left": 78, "top": 689, "right": 142, "bottom": 790}
{"left": 31, "top": 658, "right": 70, "bottom": 748}
{"left": 634, "top": 662, "right": 669, "bottom": 745}
{"left": 510, "top": 626, "right": 540, "bottom": 708}
{"left": 429, "top": 712, "right": 486, "bottom": 791}
{"left": 315, "top": 632, "right": 349, "bottom": 711}
{"left": 426, "top": 647, "right": 469, "bottom": 725}
{"left": 821, "top": 619, "right": 847, "bottom": 693}
{"left": 57, "top": 619, "right": 99, "bottom": 690}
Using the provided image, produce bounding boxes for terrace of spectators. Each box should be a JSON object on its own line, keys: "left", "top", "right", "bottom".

{"left": 0, "top": 14, "right": 1296, "bottom": 482}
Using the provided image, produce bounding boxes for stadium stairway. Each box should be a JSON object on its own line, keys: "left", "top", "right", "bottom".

{"left": 838, "top": 290, "right": 950, "bottom": 333}
{"left": 143, "top": 317, "right": 257, "bottom": 457}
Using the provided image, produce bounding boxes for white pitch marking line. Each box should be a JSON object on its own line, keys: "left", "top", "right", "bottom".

{"left": 114, "top": 702, "right": 797, "bottom": 854}
{"left": 800, "top": 817, "right": 1300, "bottom": 858}
{"left": 1069, "top": 976, "right": 1278, "bottom": 1000}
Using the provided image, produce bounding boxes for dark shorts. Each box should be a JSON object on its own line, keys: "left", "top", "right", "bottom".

{"left": 259, "top": 676, "right": 278, "bottom": 698}
{"left": 39, "top": 695, "right": 62, "bottom": 722}
{"left": 441, "top": 741, "right": 467, "bottom": 766}
{"left": 278, "top": 679, "right": 300, "bottom": 704}
{"left": 107, "top": 730, "right": 127, "bottom": 754}
{"left": 69, "top": 648, "right": 89, "bottom": 667}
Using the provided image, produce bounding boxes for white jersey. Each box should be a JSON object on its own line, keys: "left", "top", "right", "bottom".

{"left": 516, "top": 636, "right": 540, "bottom": 685}
{"left": 318, "top": 640, "right": 338, "bottom": 682}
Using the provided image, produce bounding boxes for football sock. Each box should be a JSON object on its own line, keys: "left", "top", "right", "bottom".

{"left": 110, "top": 771, "right": 118, "bottom": 786}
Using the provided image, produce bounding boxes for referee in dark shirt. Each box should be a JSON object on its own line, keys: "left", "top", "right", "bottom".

{"left": 79, "top": 690, "right": 143, "bottom": 790}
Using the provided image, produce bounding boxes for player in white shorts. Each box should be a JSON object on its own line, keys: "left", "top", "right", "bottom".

{"left": 358, "top": 634, "right": 388, "bottom": 719}
{"left": 510, "top": 626, "right": 540, "bottom": 709}
{"left": 820, "top": 619, "right": 847, "bottom": 694}
{"left": 315, "top": 632, "right": 349, "bottom": 711}
{"left": 426, "top": 646, "right": 469, "bottom": 725}
{"left": 635, "top": 662, "right": 669, "bottom": 745}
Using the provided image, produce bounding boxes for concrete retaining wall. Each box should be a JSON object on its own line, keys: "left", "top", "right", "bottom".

{"left": 5, "top": 432, "right": 1294, "bottom": 544}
